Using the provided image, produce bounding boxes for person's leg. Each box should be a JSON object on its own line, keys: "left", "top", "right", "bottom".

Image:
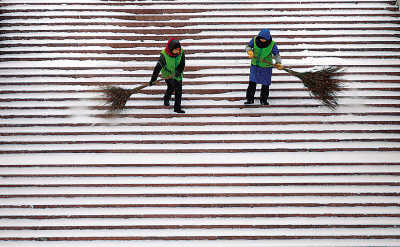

{"left": 245, "top": 81, "right": 257, "bottom": 104}
{"left": 260, "top": 67, "right": 272, "bottom": 105}
{"left": 260, "top": 84, "right": 270, "bottom": 105}
{"left": 173, "top": 80, "right": 184, "bottom": 113}
{"left": 164, "top": 79, "right": 174, "bottom": 106}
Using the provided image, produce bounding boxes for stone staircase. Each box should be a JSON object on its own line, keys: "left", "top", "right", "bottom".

{"left": 1, "top": 0, "right": 400, "bottom": 246}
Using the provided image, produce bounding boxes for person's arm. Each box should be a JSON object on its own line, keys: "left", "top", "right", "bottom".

{"left": 273, "top": 54, "right": 281, "bottom": 64}
{"left": 149, "top": 54, "right": 166, "bottom": 85}
{"left": 246, "top": 38, "right": 254, "bottom": 58}
{"left": 272, "top": 44, "right": 283, "bottom": 69}
{"left": 175, "top": 52, "right": 185, "bottom": 77}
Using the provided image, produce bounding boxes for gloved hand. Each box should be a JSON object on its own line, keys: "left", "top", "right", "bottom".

{"left": 247, "top": 50, "right": 254, "bottom": 59}
{"left": 275, "top": 63, "right": 284, "bottom": 70}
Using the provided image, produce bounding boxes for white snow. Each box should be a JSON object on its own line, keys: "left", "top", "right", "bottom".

{"left": 0, "top": 0, "right": 399, "bottom": 246}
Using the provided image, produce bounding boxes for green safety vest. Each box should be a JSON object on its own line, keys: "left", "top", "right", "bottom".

{"left": 251, "top": 36, "right": 275, "bottom": 68}
{"left": 161, "top": 49, "right": 183, "bottom": 81}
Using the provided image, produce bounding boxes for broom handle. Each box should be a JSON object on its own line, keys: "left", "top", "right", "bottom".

{"left": 127, "top": 78, "right": 163, "bottom": 94}
{"left": 252, "top": 57, "right": 298, "bottom": 76}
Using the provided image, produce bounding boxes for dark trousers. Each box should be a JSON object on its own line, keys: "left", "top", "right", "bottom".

{"left": 246, "top": 81, "right": 269, "bottom": 102}
{"left": 164, "top": 79, "right": 182, "bottom": 110}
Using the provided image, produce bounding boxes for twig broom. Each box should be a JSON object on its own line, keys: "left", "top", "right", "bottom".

{"left": 261, "top": 58, "right": 344, "bottom": 109}
{"left": 103, "top": 79, "right": 162, "bottom": 111}
{"left": 281, "top": 65, "right": 344, "bottom": 110}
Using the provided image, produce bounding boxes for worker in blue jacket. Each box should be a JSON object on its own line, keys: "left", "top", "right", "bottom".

{"left": 245, "top": 29, "right": 284, "bottom": 105}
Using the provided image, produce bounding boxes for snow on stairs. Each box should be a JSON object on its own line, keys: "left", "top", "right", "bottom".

{"left": 0, "top": 0, "right": 400, "bottom": 246}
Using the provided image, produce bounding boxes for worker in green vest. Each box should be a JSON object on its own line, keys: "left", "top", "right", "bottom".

{"left": 245, "top": 29, "right": 283, "bottom": 105}
{"left": 149, "top": 38, "right": 186, "bottom": 113}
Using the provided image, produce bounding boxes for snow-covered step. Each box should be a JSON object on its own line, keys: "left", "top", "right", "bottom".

{"left": 1, "top": 0, "right": 399, "bottom": 246}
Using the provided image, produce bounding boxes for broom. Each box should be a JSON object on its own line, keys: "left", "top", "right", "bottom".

{"left": 103, "top": 79, "right": 162, "bottom": 111}
{"left": 259, "top": 58, "right": 344, "bottom": 109}
{"left": 281, "top": 65, "right": 344, "bottom": 110}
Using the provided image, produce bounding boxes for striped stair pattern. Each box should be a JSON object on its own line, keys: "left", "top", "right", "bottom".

{"left": 1, "top": 0, "right": 400, "bottom": 246}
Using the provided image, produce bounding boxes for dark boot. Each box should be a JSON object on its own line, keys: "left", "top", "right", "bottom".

{"left": 174, "top": 108, "right": 185, "bottom": 114}
{"left": 163, "top": 98, "right": 170, "bottom": 106}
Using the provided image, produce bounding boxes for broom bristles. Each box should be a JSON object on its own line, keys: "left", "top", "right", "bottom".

{"left": 102, "top": 80, "right": 159, "bottom": 111}
{"left": 103, "top": 86, "right": 132, "bottom": 111}
{"left": 285, "top": 66, "right": 344, "bottom": 109}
